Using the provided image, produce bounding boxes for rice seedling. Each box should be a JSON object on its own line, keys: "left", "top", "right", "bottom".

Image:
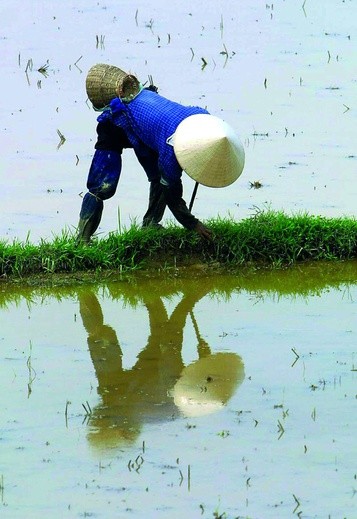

{"left": 27, "top": 340, "right": 36, "bottom": 398}
{"left": 82, "top": 401, "right": 92, "bottom": 424}
{"left": 302, "top": 0, "right": 308, "bottom": 16}
{"left": 145, "top": 19, "right": 154, "bottom": 31}
{"left": 38, "top": 62, "right": 49, "bottom": 77}
{"left": 311, "top": 407, "right": 317, "bottom": 421}
{"left": 277, "top": 419, "right": 285, "bottom": 439}
{"left": 217, "top": 430, "right": 230, "bottom": 438}
{"left": 219, "top": 43, "right": 229, "bottom": 67}
{"left": 74, "top": 55, "right": 83, "bottom": 72}
{"left": 127, "top": 454, "right": 144, "bottom": 473}
{"left": 65, "top": 400, "right": 71, "bottom": 427}
{"left": 25, "top": 58, "right": 33, "bottom": 85}
{"left": 249, "top": 180, "right": 263, "bottom": 189}
{"left": 220, "top": 14, "right": 224, "bottom": 39}
{"left": 179, "top": 469, "right": 184, "bottom": 486}
{"left": 291, "top": 347, "right": 300, "bottom": 367}
{"left": 0, "top": 475, "right": 4, "bottom": 501}
{"left": 252, "top": 131, "right": 269, "bottom": 138}
{"left": 293, "top": 493, "right": 301, "bottom": 514}
{"left": 95, "top": 35, "right": 105, "bottom": 49}
{"left": 220, "top": 43, "right": 228, "bottom": 58}
{"left": 25, "top": 58, "right": 33, "bottom": 73}
{"left": 56, "top": 129, "right": 66, "bottom": 149}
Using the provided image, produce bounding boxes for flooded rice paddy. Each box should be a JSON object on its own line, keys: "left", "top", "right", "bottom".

{"left": 1, "top": 262, "right": 357, "bottom": 518}
{"left": 1, "top": 0, "right": 357, "bottom": 518}
{"left": 1, "top": 0, "right": 356, "bottom": 242}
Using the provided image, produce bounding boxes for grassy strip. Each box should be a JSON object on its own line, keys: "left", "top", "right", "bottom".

{"left": 0, "top": 210, "right": 356, "bottom": 279}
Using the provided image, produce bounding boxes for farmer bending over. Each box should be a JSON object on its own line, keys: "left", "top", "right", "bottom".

{"left": 77, "top": 72, "right": 244, "bottom": 243}
{"left": 76, "top": 80, "right": 210, "bottom": 243}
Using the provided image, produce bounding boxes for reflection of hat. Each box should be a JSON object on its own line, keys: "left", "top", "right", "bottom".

{"left": 173, "top": 114, "right": 245, "bottom": 188}
{"left": 86, "top": 63, "right": 141, "bottom": 109}
{"left": 173, "top": 352, "right": 244, "bottom": 417}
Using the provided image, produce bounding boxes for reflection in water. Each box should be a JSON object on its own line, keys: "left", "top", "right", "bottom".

{"left": 2, "top": 259, "right": 356, "bottom": 452}
{"left": 79, "top": 285, "right": 244, "bottom": 450}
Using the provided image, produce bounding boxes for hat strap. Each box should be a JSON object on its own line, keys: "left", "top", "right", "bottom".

{"left": 92, "top": 104, "right": 110, "bottom": 112}
{"left": 166, "top": 134, "right": 174, "bottom": 147}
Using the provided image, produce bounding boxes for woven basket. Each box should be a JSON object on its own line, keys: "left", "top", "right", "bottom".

{"left": 86, "top": 63, "right": 136, "bottom": 109}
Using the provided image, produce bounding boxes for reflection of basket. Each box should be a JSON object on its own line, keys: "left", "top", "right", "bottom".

{"left": 86, "top": 63, "right": 139, "bottom": 109}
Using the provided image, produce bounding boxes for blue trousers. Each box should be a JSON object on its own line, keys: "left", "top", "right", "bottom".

{"left": 78, "top": 145, "right": 166, "bottom": 241}
{"left": 77, "top": 120, "right": 197, "bottom": 242}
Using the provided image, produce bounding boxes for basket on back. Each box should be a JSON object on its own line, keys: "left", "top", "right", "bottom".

{"left": 86, "top": 63, "right": 140, "bottom": 109}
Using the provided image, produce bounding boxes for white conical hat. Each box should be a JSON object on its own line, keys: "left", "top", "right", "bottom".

{"left": 173, "top": 114, "right": 245, "bottom": 188}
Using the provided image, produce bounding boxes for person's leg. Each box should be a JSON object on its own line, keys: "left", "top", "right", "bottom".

{"left": 76, "top": 149, "right": 122, "bottom": 243}
{"left": 142, "top": 178, "right": 167, "bottom": 228}
{"left": 134, "top": 149, "right": 167, "bottom": 228}
{"left": 76, "top": 121, "right": 129, "bottom": 243}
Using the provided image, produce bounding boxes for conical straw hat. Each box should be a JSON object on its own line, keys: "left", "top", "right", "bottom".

{"left": 173, "top": 114, "right": 245, "bottom": 188}
{"left": 86, "top": 63, "right": 140, "bottom": 109}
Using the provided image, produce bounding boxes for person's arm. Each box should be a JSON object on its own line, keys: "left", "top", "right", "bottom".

{"left": 94, "top": 120, "right": 132, "bottom": 152}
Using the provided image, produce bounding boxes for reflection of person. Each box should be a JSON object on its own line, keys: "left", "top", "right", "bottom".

{"left": 78, "top": 283, "right": 244, "bottom": 450}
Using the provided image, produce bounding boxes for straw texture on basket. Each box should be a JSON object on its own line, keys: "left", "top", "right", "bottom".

{"left": 173, "top": 114, "right": 245, "bottom": 188}
{"left": 86, "top": 63, "right": 138, "bottom": 109}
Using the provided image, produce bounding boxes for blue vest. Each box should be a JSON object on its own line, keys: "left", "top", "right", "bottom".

{"left": 98, "top": 89, "right": 209, "bottom": 182}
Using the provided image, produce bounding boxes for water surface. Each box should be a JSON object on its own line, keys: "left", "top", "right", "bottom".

{"left": 1, "top": 262, "right": 356, "bottom": 518}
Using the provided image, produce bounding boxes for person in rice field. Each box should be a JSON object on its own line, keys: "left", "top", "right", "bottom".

{"left": 76, "top": 73, "right": 244, "bottom": 243}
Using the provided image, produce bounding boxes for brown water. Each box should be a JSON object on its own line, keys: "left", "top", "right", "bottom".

{"left": 1, "top": 261, "right": 357, "bottom": 518}
{"left": 1, "top": 0, "right": 356, "bottom": 243}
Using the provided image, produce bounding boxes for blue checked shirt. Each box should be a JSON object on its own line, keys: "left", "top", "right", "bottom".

{"left": 97, "top": 89, "right": 209, "bottom": 183}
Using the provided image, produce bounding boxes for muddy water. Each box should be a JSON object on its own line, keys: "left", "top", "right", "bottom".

{"left": 0, "top": 262, "right": 356, "bottom": 518}
{"left": 1, "top": 0, "right": 356, "bottom": 243}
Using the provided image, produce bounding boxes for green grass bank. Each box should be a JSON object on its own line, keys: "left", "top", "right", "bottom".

{"left": 1, "top": 210, "right": 357, "bottom": 282}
